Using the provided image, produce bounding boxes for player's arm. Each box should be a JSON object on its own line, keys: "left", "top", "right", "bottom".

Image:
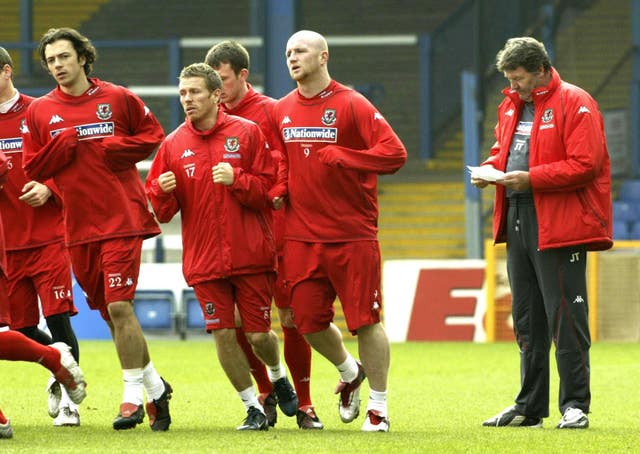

{"left": 101, "top": 89, "right": 165, "bottom": 171}
{"left": 316, "top": 94, "right": 406, "bottom": 174}
{"left": 22, "top": 121, "right": 79, "bottom": 181}
{"left": 145, "top": 142, "right": 179, "bottom": 223}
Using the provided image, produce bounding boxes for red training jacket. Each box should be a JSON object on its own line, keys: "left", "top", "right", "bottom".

{"left": 0, "top": 93, "right": 65, "bottom": 251}
{"left": 270, "top": 80, "right": 407, "bottom": 242}
{"left": 483, "top": 68, "right": 612, "bottom": 251}
{"left": 22, "top": 79, "right": 162, "bottom": 246}
{"left": 145, "top": 112, "right": 276, "bottom": 285}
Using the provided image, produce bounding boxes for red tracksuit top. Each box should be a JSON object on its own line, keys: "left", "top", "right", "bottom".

{"left": 270, "top": 80, "right": 407, "bottom": 242}
{"left": 221, "top": 84, "right": 285, "bottom": 252}
{"left": 145, "top": 111, "right": 276, "bottom": 285}
{"left": 0, "top": 151, "right": 7, "bottom": 273}
{"left": 0, "top": 93, "right": 65, "bottom": 251}
{"left": 22, "top": 78, "right": 162, "bottom": 246}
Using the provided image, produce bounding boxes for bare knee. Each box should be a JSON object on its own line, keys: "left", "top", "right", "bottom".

{"left": 107, "top": 300, "right": 134, "bottom": 324}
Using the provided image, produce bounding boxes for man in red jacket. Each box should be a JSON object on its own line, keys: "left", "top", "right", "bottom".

{"left": 21, "top": 28, "right": 172, "bottom": 431}
{"left": 145, "top": 63, "right": 297, "bottom": 431}
{"left": 0, "top": 138, "right": 86, "bottom": 439}
{"left": 270, "top": 30, "right": 407, "bottom": 432}
{"left": 472, "top": 37, "right": 612, "bottom": 430}
{"left": 205, "top": 40, "right": 322, "bottom": 430}
{"left": 0, "top": 46, "right": 81, "bottom": 426}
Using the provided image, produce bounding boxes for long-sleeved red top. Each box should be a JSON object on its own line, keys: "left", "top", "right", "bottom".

{"left": 145, "top": 112, "right": 276, "bottom": 285}
{"left": 22, "top": 79, "right": 162, "bottom": 246}
{"left": 0, "top": 92, "right": 65, "bottom": 251}
{"left": 270, "top": 80, "right": 407, "bottom": 242}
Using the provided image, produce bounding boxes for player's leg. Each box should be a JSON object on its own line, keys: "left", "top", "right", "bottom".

{"left": 104, "top": 238, "right": 171, "bottom": 431}
{"left": 236, "top": 273, "right": 298, "bottom": 419}
{"left": 232, "top": 306, "right": 275, "bottom": 425}
{"left": 535, "top": 244, "right": 590, "bottom": 429}
{"left": 35, "top": 242, "right": 81, "bottom": 425}
{"left": 327, "top": 241, "right": 389, "bottom": 431}
{"left": 194, "top": 280, "right": 268, "bottom": 431}
{"left": 0, "top": 406, "right": 12, "bottom": 439}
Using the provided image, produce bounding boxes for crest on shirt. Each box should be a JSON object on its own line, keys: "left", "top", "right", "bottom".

{"left": 96, "top": 103, "right": 113, "bottom": 120}
{"left": 541, "top": 108, "right": 554, "bottom": 123}
{"left": 224, "top": 137, "right": 239, "bottom": 152}
{"left": 321, "top": 108, "right": 336, "bottom": 126}
{"left": 20, "top": 119, "right": 28, "bottom": 134}
{"left": 205, "top": 302, "right": 216, "bottom": 316}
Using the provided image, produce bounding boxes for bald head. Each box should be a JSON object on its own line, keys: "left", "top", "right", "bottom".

{"left": 287, "top": 30, "right": 328, "bottom": 53}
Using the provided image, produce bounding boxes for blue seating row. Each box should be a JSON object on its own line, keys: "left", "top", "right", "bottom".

{"left": 133, "top": 289, "right": 203, "bottom": 338}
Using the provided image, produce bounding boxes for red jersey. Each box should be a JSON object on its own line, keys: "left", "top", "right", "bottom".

{"left": 22, "top": 79, "right": 162, "bottom": 246}
{"left": 271, "top": 80, "right": 407, "bottom": 242}
{"left": 221, "top": 84, "right": 285, "bottom": 251}
{"left": 0, "top": 93, "right": 65, "bottom": 251}
{"left": 145, "top": 112, "right": 276, "bottom": 285}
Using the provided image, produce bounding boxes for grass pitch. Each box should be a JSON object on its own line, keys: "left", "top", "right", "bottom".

{"left": 1, "top": 340, "right": 638, "bottom": 453}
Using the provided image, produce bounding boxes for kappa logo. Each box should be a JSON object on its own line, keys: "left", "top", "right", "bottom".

{"left": 578, "top": 105, "right": 591, "bottom": 114}
{"left": 125, "top": 277, "right": 134, "bottom": 287}
{"left": 96, "top": 103, "right": 112, "bottom": 120}
{"left": 573, "top": 295, "right": 585, "bottom": 304}
{"left": 49, "top": 114, "right": 64, "bottom": 124}
{"left": 321, "top": 108, "right": 336, "bottom": 126}
{"left": 181, "top": 149, "right": 195, "bottom": 159}
{"left": 505, "top": 109, "right": 514, "bottom": 117}
{"left": 282, "top": 116, "right": 292, "bottom": 124}
{"left": 374, "top": 112, "right": 383, "bottom": 120}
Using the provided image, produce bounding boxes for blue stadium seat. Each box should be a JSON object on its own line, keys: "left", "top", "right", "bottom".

{"left": 613, "top": 220, "right": 630, "bottom": 240}
{"left": 133, "top": 290, "right": 175, "bottom": 331}
{"left": 630, "top": 221, "right": 640, "bottom": 240}
{"left": 183, "top": 289, "right": 205, "bottom": 330}
{"left": 613, "top": 200, "right": 637, "bottom": 223}
{"left": 619, "top": 179, "right": 640, "bottom": 203}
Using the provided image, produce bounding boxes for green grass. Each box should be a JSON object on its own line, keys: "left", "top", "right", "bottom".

{"left": 1, "top": 340, "right": 639, "bottom": 453}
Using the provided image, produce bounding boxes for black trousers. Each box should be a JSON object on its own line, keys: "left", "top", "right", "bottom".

{"left": 506, "top": 197, "right": 591, "bottom": 418}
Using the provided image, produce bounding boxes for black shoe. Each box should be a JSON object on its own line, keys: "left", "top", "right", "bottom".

{"left": 272, "top": 377, "right": 298, "bottom": 417}
{"left": 145, "top": 378, "right": 173, "bottom": 431}
{"left": 113, "top": 403, "right": 145, "bottom": 430}
{"left": 297, "top": 407, "right": 324, "bottom": 430}
{"left": 482, "top": 405, "right": 543, "bottom": 428}
{"left": 237, "top": 406, "right": 269, "bottom": 431}
{"left": 259, "top": 392, "right": 278, "bottom": 427}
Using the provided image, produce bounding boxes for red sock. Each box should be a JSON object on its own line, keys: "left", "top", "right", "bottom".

{"left": 235, "top": 327, "right": 272, "bottom": 395}
{"left": 283, "top": 325, "right": 312, "bottom": 408}
{"left": 0, "top": 330, "right": 60, "bottom": 372}
{"left": 0, "top": 407, "right": 7, "bottom": 424}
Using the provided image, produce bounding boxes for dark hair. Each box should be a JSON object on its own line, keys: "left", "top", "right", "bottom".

{"left": 38, "top": 27, "right": 97, "bottom": 75}
{"left": 204, "top": 40, "right": 250, "bottom": 75}
{"left": 179, "top": 62, "right": 222, "bottom": 92}
{"left": 496, "top": 37, "right": 551, "bottom": 73}
{"left": 0, "top": 46, "right": 13, "bottom": 69}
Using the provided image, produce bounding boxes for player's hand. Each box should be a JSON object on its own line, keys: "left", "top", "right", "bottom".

{"left": 272, "top": 196, "right": 284, "bottom": 210}
{"left": 19, "top": 181, "right": 52, "bottom": 207}
{"left": 212, "top": 162, "right": 234, "bottom": 185}
{"left": 498, "top": 170, "right": 531, "bottom": 191}
{"left": 158, "top": 171, "right": 177, "bottom": 193}
{"left": 470, "top": 177, "right": 490, "bottom": 189}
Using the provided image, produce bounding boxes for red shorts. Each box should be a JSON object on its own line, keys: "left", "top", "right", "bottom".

{"left": 68, "top": 237, "right": 142, "bottom": 320}
{"left": 273, "top": 254, "right": 291, "bottom": 309}
{"left": 3, "top": 242, "right": 77, "bottom": 329}
{"left": 193, "top": 272, "right": 275, "bottom": 333}
{"left": 282, "top": 240, "right": 382, "bottom": 335}
{"left": 0, "top": 272, "right": 10, "bottom": 327}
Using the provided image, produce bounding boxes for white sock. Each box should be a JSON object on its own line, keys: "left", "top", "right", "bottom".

{"left": 122, "top": 368, "right": 144, "bottom": 406}
{"left": 337, "top": 355, "right": 359, "bottom": 383}
{"left": 267, "top": 362, "right": 286, "bottom": 382}
{"left": 366, "top": 389, "right": 388, "bottom": 415}
{"left": 238, "top": 386, "right": 263, "bottom": 412}
{"left": 142, "top": 361, "right": 165, "bottom": 401}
